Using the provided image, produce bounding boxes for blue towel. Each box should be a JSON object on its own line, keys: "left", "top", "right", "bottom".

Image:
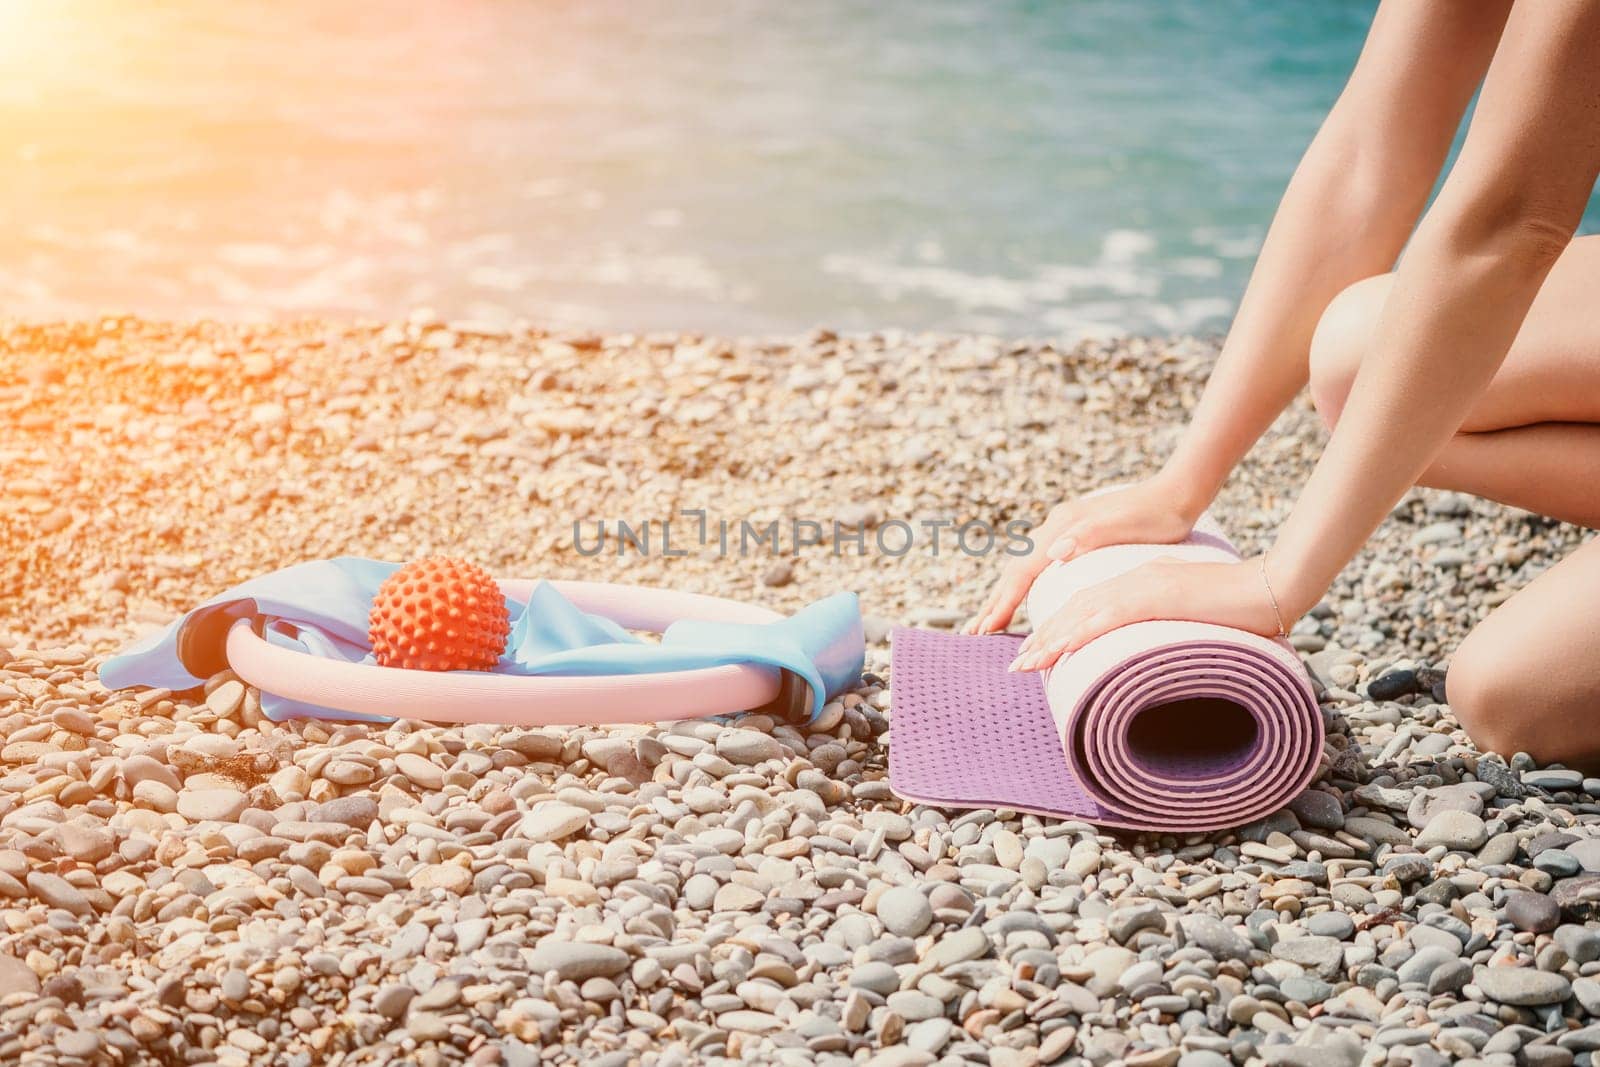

{"left": 98, "top": 557, "right": 865, "bottom": 723}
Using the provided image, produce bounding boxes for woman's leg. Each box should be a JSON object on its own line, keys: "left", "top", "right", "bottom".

{"left": 1309, "top": 234, "right": 1600, "bottom": 527}
{"left": 1309, "top": 235, "right": 1600, "bottom": 764}
{"left": 1446, "top": 537, "right": 1600, "bottom": 768}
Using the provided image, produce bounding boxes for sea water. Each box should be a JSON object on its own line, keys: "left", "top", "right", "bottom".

{"left": 1, "top": 0, "right": 1593, "bottom": 337}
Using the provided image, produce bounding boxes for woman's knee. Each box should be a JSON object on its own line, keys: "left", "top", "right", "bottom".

{"left": 1444, "top": 647, "right": 1526, "bottom": 759}
{"left": 1447, "top": 634, "right": 1585, "bottom": 766}
{"left": 1308, "top": 274, "right": 1390, "bottom": 430}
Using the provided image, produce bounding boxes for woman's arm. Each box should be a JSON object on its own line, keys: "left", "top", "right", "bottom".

{"left": 1267, "top": 1, "right": 1600, "bottom": 619}
{"left": 968, "top": 0, "right": 1505, "bottom": 636}
{"left": 1011, "top": 2, "right": 1600, "bottom": 672}
{"left": 1161, "top": 0, "right": 1509, "bottom": 515}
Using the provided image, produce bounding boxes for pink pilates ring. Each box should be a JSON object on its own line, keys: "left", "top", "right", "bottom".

{"left": 223, "top": 579, "right": 791, "bottom": 726}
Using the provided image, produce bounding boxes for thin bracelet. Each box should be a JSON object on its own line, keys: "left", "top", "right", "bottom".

{"left": 1259, "top": 556, "right": 1288, "bottom": 638}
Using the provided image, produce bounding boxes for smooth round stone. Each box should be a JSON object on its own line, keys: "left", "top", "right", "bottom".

{"left": 992, "top": 830, "right": 1024, "bottom": 870}
{"left": 1108, "top": 903, "right": 1165, "bottom": 943}
{"left": 1280, "top": 976, "right": 1333, "bottom": 1005}
{"left": 1507, "top": 892, "right": 1561, "bottom": 934}
{"left": 1416, "top": 810, "right": 1488, "bottom": 852}
{"left": 1413, "top": 733, "right": 1451, "bottom": 757}
{"left": 886, "top": 990, "right": 944, "bottom": 1022}
{"left": 1289, "top": 790, "right": 1345, "bottom": 831}
{"left": 848, "top": 961, "right": 900, "bottom": 996}
{"left": 1474, "top": 966, "right": 1572, "bottom": 1006}
{"left": 1528, "top": 832, "right": 1580, "bottom": 858}
{"left": 1524, "top": 769, "right": 1584, "bottom": 792}
{"left": 1428, "top": 958, "right": 1472, "bottom": 996}
{"left": 406, "top": 1013, "right": 450, "bottom": 1041}
{"left": 119, "top": 755, "right": 182, "bottom": 791}
{"left": 1270, "top": 936, "right": 1343, "bottom": 980}
{"left": 1179, "top": 1053, "right": 1233, "bottom": 1067}
{"left": 1141, "top": 995, "right": 1189, "bottom": 1015}
{"left": 1179, "top": 915, "right": 1253, "bottom": 961}
{"left": 25, "top": 872, "right": 91, "bottom": 916}
{"left": 1118, "top": 960, "right": 1164, "bottom": 993}
{"left": 695, "top": 828, "right": 746, "bottom": 855}
{"left": 1567, "top": 838, "right": 1600, "bottom": 873}
{"left": 0, "top": 955, "right": 38, "bottom": 998}
{"left": 1480, "top": 833, "right": 1521, "bottom": 866}
{"left": 503, "top": 731, "right": 562, "bottom": 761}
{"left": 1556, "top": 926, "right": 1600, "bottom": 964}
{"left": 927, "top": 884, "right": 972, "bottom": 913}
{"left": 1410, "top": 924, "right": 1464, "bottom": 955}
{"left": 863, "top": 811, "right": 912, "bottom": 840}
{"left": 520, "top": 802, "right": 591, "bottom": 843}
{"left": 718, "top": 1009, "right": 783, "bottom": 1034}
{"left": 715, "top": 729, "right": 781, "bottom": 765}
{"left": 683, "top": 786, "right": 725, "bottom": 813}
{"left": 1396, "top": 946, "right": 1458, "bottom": 988}
{"left": 1408, "top": 784, "right": 1486, "bottom": 828}
{"left": 322, "top": 760, "right": 375, "bottom": 786}
{"left": 1083, "top": 946, "right": 1137, "bottom": 996}
{"left": 922, "top": 928, "right": 989, "bottom": 969}
{"left": 831, "top": 914, "right": 877, "bottom": 950}
{"left": 51, "top": 707, "right": 98, "bottom": 736}
{"left": 1535, "top": 851, "right": 1582, "bottom": 878}
{"left": 394, "top": 753, "right": 445, "bottom": 790}
{"left": 713, "top": 883, "right": 764, "bottom": 912}
{"left": 411, "top": 864, "right": 471, "bottom": 895}
{"left": 1366, "top": 669, "right": 1418, "bottom": 701}
{"left": 311, "top": 796, "right": 379, "bottom": 828}
{"left": 55, "top": 1031, "right": 99, "bottom": 1058}
{"left": 1574, "top": 977, "right": 1600, "bottom": 1015}
{"left": 683, "top": 873, "right": 718, "bottom": 910}
{"left": 527, "top": 942, "right": 629, "bottom": 981}
{"left": 54, "top": 824, "right": 114, "bottom": 863}
{"left": 877, "top": 885, "right": 934, "bottom": 938}
{"left": 176, "top": 787, "right": 248, "bottom": 823}
{"left": 205, "top": 680, "right": 246, "bottom": 717}
{"left": 221, "top": 970, "right": 250, "bottom": 1001}
{"left": 1304, "top": 912, "right": 1356, "bottom": 941}
{"left": 905, "top": 1018, "right": 952, "bottom": 1054}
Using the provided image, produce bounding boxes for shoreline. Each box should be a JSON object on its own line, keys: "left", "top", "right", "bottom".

{"left": 4, "top": 318, "right": 1599, "bottom": 1064}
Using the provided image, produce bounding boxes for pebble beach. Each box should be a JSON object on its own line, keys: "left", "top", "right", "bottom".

{"left": 5, "top": 317, "right": 1600, "bottom": 1067}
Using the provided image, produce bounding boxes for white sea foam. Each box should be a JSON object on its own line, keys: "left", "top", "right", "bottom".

{"left": 820, "top": 231, "right": 1231, "bottom": 338}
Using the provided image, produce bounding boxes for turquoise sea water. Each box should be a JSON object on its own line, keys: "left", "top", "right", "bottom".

{"left": 1, "top": 1, "right": 1595, "bottom": 336}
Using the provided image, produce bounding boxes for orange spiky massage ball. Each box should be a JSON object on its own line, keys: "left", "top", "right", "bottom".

{"left": 368, "top": 556, "right": 511, "bottom": 671}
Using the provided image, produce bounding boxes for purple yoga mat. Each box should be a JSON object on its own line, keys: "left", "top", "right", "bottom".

{"left": 888, "top": 519, "right": 1322, "bottom": 832}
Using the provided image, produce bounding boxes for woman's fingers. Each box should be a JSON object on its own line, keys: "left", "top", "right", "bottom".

{"left": 1011, "top": 566, "right": 1172, "bottom": 671}
{"left": 965, "top": 562, "right": 1036, "bottom": 634}
{"left": 1011, "top": 598, "right": 1095, "bottom": 671}
{"left": 1047, "top": 516, "right": 1131, "bottom": 562}
{"left": 1014, "top": 600, "right": 1126, "bottom": 671}
{"left": 967, "top": 509, "right": 1081, "bottom": 633}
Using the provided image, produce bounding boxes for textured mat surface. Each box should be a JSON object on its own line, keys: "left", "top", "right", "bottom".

{"left": 888, "top": 521, "right": 1322, "bottom": 832}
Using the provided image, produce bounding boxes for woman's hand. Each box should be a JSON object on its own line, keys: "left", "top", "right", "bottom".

{"left": 964, "top": 476, "right": 1203, "bottom": 635}
{"left": 1009, "top": 556, "right": 1286, "bottom": 672}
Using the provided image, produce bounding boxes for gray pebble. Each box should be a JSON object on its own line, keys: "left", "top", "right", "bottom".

{"left": 527, "top": 942, "right": 630, "bottom": 981}
{"left": 1507, "top": 892, "right": 1561, "bottom": 934}
{"left": 1536, "top": 850, "right": 1583, "bottom": 878}
{"left": 1304, "top": 912, "right": 1355, "bottom": 940}
{"left": 1524, "top": 769, "right": 1584, "bottom": 792}
{"left": 374, "top": 984, "right": 415, "bottom": 1019}
{"left": 1474, "top": 966, "right": 1571, "bottom": 1006}
{"left": 877, "top": 885, "right": 934, "bottom": 938}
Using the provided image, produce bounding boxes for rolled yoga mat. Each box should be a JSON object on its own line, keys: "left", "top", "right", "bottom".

{"left": 888, "top": 514, "right": 1323, "bottom": 832}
